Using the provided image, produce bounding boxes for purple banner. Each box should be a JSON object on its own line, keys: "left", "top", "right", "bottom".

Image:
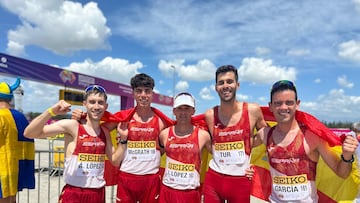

{"left": 0, "top": 52, "right": 173, "bottom": 108}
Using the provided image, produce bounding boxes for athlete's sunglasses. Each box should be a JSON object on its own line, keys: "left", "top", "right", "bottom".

{"left": 271, "top": 80, "right": 296, "bottom": 92}
{"left": 85, "top": 85, "right": 106, "bottom": 93}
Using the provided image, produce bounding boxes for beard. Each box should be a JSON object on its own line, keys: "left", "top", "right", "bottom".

{"left": 219, "top": 90, "right": 236, "bottom": 103}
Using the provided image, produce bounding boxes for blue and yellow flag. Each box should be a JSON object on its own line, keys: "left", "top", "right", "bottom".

{"left": 0, "top": 109, "right": 35, "bottom": 198}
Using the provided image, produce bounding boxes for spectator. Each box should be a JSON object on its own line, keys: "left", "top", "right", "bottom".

{"left": 0, "top": 78, "right": 35, "bottom": 203}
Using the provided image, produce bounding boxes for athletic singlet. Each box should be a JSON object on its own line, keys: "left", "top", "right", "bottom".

{"left": 64, "top": 125, "right": 106, "bottom": 188}
{"left": 208, "top": 102, "right": 251, "bottom": 176}
{"left": 162, "top": 126, "right": 201, "bottom": 190}
{"left": 267, "top": 126, "right": 318, "bottom": 202}
{"left": 120, "top": 114, "right": 161, "bottom": 175}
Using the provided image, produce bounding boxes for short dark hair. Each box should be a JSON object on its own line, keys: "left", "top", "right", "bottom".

{"left": 215, "top": 65, "right": 238, "bottom": 83}
{"left": 130, "top": 73, "right": 155, "bottom": 90}
{"left": 270, "top": 80, "right": 297, "bottom": 102}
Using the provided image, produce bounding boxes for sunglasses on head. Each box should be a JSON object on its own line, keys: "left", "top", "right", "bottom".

{"left": 85, "top": 85, "right": 106, "bottom": 93}
{"left": 271, "top": 80, "right": 296, "bottom": 91}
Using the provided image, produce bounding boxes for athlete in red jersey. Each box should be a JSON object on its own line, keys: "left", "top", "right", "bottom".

{"left": 71, "top": 74, "right": 171, "bottom": 203}
{"left": 159, "top": 92, "right": 211, "bottom": 203}
{"left": 203, "top": 65, "right": 267, "bottom": 203}
{"left": 24, "top": 85, "right": 126, "bottom": 203}
{"left": 116, "top": 73, "right": 170, "bottom": 203}
{"left": 253, "top": 80, "right": 358, "bottom": 202}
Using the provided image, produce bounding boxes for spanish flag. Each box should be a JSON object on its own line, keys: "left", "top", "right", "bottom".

{"left": 0, "top": 109, "right": 35, "bottom": 198}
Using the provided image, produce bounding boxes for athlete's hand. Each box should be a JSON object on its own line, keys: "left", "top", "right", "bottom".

{"left": 245, "top": 165, "right": 255, "bottom": 180}
{"left": 342, "top": 135, "right": 359, "bottom": 159}
{"left": 117, "top": 122, "right": 129, "bottom": 143}
{"left": 71, "top": 108, "right": 87, "bottom": 123}
{"left": 50, "top": 100, "right": 71, "bottom": 115}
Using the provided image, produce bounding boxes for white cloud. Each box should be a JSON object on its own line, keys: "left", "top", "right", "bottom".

{"left": 237, "top": 94, "right": 249, "bottom": 101}
{"left": 175, "top": 80, "right": 189, "bottom": 92}
{"left": 258, "top": 96, "right": 268, "bottom": 104}
{"left": 176, "top": 59, "right": 215, "bottom": 82}
{"left": 158, "top": 59, "right": 215, "bottom": 82}
{"left": 301, "top": 89, "right": 360, "bottom": 122}
{"left": 238, "top": 57, "right": 297, "bottom": 84}
{"left": 353, "top": 0, "right": 360, "bottom": 12}
{"left": 199, "top": 87, "right": 214, "bottom": 100}
{"left": 314, "top": 78, "right": 321, "bottom": 83}
{"left": 112, "top": 0, "right": 359, "bottom": 64}
{"left": 2, "top": 0, "right": 111, "bottom": 56}
{"left": 287, "top": 49, "right": 311, "bottom": 56}
{"left": 255, "top": 47, "right": 271, "bottom": 55}
{"left": 337, "top": 75, "right": 354, "bottom": 88}
{"left": 65, "top": 57, "right": 143, "bottom": 85}
{"left": 158, "top": 59, "right": 185, "bottom": 78}
{"left": 6, "top": 41, "right": 24, "bottom": 56}
{"left": 338, "top": 40, "right": 360, "bottom": 62}
{"left": 22, "top": 80, "right": 60, "bottom": 113}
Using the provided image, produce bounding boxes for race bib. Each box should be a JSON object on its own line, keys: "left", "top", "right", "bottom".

{"left": 213, "top": 141, "right": 246, "bottom": 164}
{"left": 126, "top": 140, "right": 157, "bottom": 161}
{"left": 165, "top": 162, "right": 197, "bottom": 184}
{"left": 272, "top": 174, "right": 310, "bottom": 201}
{"left": 76, "top": 153, "right": 105, "bottom": 176}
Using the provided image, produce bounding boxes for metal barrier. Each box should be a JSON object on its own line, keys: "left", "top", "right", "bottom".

{"left": 17, "top": 149, "right": 117, "bottom": 203}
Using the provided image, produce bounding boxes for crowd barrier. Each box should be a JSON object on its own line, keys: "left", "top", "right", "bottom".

{"left": 17, "top": 148, "right": 117, "bottom": 203}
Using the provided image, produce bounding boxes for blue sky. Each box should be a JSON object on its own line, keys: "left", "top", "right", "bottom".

{"left": 1, "top": 0, "right": 360, "bottom": 122}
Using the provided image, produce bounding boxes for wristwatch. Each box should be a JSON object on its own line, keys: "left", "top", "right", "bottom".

{"left": 341, "top": 154, "right": 354, "bottom": 163}
{"left": 119, "top": 139, "right": 128, "bottom": 144}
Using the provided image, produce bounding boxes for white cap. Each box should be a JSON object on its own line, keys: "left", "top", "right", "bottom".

{"left": 173, "top": 92, "right": 195, "bottom": 108}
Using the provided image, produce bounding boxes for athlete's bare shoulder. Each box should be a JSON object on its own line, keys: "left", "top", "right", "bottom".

{"left": 246, "top": 102, "right": 262, "bottom": 110}
{"left": 204, "top": 106, "right": 216, "bottom": 124}
{"left": 204, "top": 106, "right": 215, "bottom": 117}
{"left": 246, "top": 102, "right": 267, "bottom": 130}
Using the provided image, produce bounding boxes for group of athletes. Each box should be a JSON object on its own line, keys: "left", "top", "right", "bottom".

{"left": 1, "top": 64, "right": 359, "bottom": 203}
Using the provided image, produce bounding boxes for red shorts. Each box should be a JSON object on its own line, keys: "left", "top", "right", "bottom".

{"left": 58, "top": 184, "right": 105, "bottom": 203}
{"left": 159, "top": 184, "right": 201, "bottom": 203}
{"left": 203, "top": 168, "right": 251, "bottom": 203}
{"left": 116, "top": 171, "right": 161, "bottom": 203}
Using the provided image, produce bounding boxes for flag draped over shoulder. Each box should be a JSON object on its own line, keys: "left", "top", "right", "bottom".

{"left": 102, "top": 107, "right": 209, "bottom": 186}
{"left": 0, "top": 109, "right": 35, "bottom": 198}
{"left": 250, "top": 107, "right": 359, "bottom": 202}
{"left": 100, "top": 108, "right": 167, "bottom": 184}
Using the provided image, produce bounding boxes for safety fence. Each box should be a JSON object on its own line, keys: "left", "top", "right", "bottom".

{"left": 17, "top": 148, "right": 117, "bottom": 203}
